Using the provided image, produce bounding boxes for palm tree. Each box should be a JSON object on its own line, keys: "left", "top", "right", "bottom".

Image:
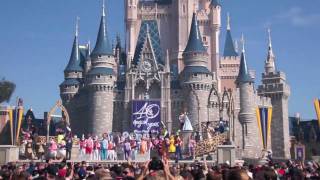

{"left": 0, "top": 79, "right": 15, "bottom": 103}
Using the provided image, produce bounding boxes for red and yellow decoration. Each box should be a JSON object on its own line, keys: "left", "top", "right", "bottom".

{"left": 256, "top": 107, "right": 273, "bottom": 150}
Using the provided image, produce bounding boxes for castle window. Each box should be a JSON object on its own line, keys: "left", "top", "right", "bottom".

{"left": 203, "top": 36, "right": 207, "bottom": 42}
{"left": 193, "top": 73, "right": 198, "bottom": 77}
{"left": 110, "top": 75, "right": 112, "bottom": 79}
{"left": 96, "top": 75, "right": 101, "bottom": 79}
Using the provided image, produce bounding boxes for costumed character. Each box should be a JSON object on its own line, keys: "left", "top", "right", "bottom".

{"left": 25, "top": 141, "right": 34, "bottom": 159}
{"left": 93, "top": 136, "right": 101, "bottom": 160}
{"left": 182, "top": 115, "right": 193, "bottom": 131}
{"left": 48, "top": 138, "right": 58, "bottom": 159}
{"left": 35, "top": 137, "right": 45, "bottom": 160}
{"left": 57, "top": 140, "right": 66, "bottom": 159}
{"left": 86, "top": 136, "right": 94, "bottom": 160}
{"left": 79, "top": 135, "right": 86, "bottom": 159}
{"left": 168, "top": 135, "right": 176, "bottom": 158}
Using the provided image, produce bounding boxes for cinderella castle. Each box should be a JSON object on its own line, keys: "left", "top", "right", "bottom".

{"left": 60, "top": 0, "right": 290, "bottom": 159}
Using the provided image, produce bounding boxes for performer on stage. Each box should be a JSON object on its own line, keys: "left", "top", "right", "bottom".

{"left": 188, "top": 135, "right": 196, "bottom": 159}
{"left": 100, "top": 134, "right": 108, "bottom": 160}
{"left": 65, "top": 136, "right": 73, "bottom": 160}
{"left": 79, "top": 135, "right": 86, "bottom": 160}
{"left": 86, "top": 135, "right": 94, "bottom": 160}
{"left": 93, "top": 136, "right": 101, "bottom": 160}
{"left": 179, "top": 112, "right": 185, "bottom": 130}
{"left": 182, "top": 114, "right": 193, "bottom": 131}
{"left": 168, "top": 135, "right": 176, "bottom": 158}
{"left": 175, "top": 135, "right": 183, "bottom": 160}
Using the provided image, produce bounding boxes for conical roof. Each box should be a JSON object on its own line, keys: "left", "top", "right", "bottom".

{"left": 64, "top": 23, "right": 83, "bottom": 73}
{"left": 183, "top": 13, "right": 207, "bottom": 54}
{"left": 91, "top": 2, "right": 113, "bottom": 56}
{"left": 236, "top": 50, "right": 253, "bottom": 83}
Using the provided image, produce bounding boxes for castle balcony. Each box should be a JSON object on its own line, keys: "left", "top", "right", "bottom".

{"left": 257, "top": 83, "right": 290, "bottom": 96}
{"left": 262, "top": 71, "right": 286, "bottom": 80}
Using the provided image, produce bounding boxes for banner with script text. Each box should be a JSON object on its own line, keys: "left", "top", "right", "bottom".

{"left": 132, "top": 100, "right": 161, "bottom": 134}
{"left": 314, "top": 99, "right": 320, "bottom": 127}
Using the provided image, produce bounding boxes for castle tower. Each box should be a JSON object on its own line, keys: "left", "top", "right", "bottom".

{"left": 258, "top": 29, "right": 291, "bottom": 159}
{"left": 60, "top": 19, "right": 83, "bottom": 104}
{"left": 180, "top": 12, "right": 215, "bottom": 131}
{"left": 209, "top": 0, "right": 221, "bottom": 74}
{"left": 86, "top": 2, "right": 116, "bottom": 135}
{"left": 236, "top": 36, "right": 262, "bottom": 157}
{"left": 219, "top": 13, "right": 240, "bottom": 90}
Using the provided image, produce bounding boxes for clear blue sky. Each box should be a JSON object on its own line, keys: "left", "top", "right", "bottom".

{"left": 0, "top": 0, "right": 319, "bottom": 119}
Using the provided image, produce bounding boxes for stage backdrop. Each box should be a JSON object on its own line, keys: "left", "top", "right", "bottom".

{"left": 132, "top": 100, "right": 161, "bottom": 134}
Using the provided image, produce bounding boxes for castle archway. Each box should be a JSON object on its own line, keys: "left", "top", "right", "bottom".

{"left": 46, "top": 100, "right": 70, "bottom": 142}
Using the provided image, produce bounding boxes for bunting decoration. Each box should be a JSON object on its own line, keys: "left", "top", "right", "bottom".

{"left": 314, "top": 99, "right": 320, "bottom": 127}
{"left": 256, "top": 107, "right": 273, "bottom": 150}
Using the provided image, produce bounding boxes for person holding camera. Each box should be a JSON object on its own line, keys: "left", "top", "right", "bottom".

{"left": 136, "top": 157, "right": 175, "bottom": 180}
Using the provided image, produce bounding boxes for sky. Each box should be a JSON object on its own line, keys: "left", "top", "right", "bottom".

{"left": 0, "top": 0, "right": 319, "bottom": 119}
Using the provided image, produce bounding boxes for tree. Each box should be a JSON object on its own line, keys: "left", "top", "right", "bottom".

{"left": 0, "top": 79, "right": 16, "bottom": 103}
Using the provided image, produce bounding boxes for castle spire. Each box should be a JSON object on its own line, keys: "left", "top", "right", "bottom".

{"left": 236, "top": 35, "right": 253, "bottom": 83}
{"left": 91, "top": 0, "right": 113, "bottom": 56}
{"left": 265, "top": 28, "right": 276, "bottom": 73}
{"left": 210, "top": 0, "right": 221, "bottom": 7}
{"left": 223, "top": 13, "right": 238, "bottom": 57}
{"left": 183, "top": 13, "right": 206, "bottom": 54}
{"left": 227, "top": 12, "right": 231, "bottom": 30}
{"left": 64, "top": 17, "right": 83, "bottom": 73}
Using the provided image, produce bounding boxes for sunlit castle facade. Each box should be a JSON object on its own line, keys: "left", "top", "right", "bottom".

{"left": 60, "top": 0, "right": 290, "bottom": 159}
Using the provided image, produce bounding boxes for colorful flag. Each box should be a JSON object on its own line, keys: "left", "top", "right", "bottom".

{"left": 256, "top": 107, "right": 273, "bottom": 150}
{"left": 314, "top": 99, "right": 320, "bottom": 127}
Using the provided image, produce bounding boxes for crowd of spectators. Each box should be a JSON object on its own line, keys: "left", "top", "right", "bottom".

{"left": 1, "top": 157, "right": 320, "bottom": 180}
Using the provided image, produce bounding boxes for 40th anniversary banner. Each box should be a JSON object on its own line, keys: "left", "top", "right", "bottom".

{"left": 132, "top": 100, "right": 161, "bottom": 134}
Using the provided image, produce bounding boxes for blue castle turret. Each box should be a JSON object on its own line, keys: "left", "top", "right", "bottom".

{"left": 86, "top": 1, "right": 117, "bottom": 135}
{"left": 180, "top": 12, "right": 217, "bottom": 130}
{"left": 60, "top": 19, "right": 83, "bottom": 103}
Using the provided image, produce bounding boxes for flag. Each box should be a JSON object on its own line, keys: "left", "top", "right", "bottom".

{"left": 8, "top": 108, "right": 13, "bottom": 145}
{"left": 256, "top": 107, "right": 273, "bottom": 149}
{"left": 314, "top": 99, "right": 320, "bottom": 127}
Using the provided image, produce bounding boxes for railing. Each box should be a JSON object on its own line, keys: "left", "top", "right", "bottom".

{"left": 195, "top": 132, "right": 228, "bottom": 157}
